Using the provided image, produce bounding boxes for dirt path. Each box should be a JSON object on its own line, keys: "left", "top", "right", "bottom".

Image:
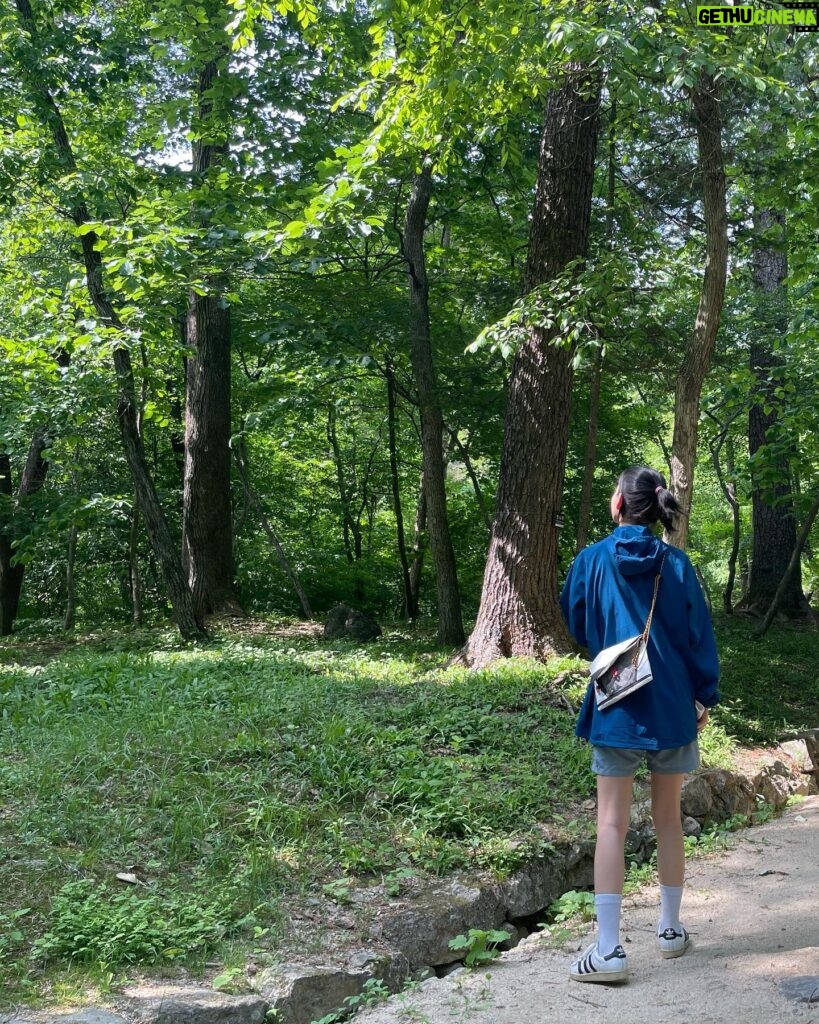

{"left": 356, "top": 796, "right": 819, "bottom": 1024}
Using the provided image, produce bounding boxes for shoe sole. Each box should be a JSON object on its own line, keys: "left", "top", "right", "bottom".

{"left": 660, "top": 938, "right": 692, "bottom": 959}
{"left": 570, "top": 970, "right": 630, "bottom": 984}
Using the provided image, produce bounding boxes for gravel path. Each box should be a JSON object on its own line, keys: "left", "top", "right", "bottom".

{"left": 355, "top": 796, "right": 819, "bottom": 1024}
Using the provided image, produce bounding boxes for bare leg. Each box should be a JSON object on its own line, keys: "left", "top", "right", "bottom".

{"left": 650, "top": 772, "right": 685, "bottom": 885}
{"left": 595, "top": 775, "right": 634, "bottom": 893}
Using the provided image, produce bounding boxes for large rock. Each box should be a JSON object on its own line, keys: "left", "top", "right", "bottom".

{"left": 57, "top": 1015, "right": 129, "bottom": 1024}
{"left": 324, "top": 604, "right": 382, "bottom": 641}
{"left": 681, "top": 774, "right": 715, "bottom": 820}
{"left": 705, "top": 769, "right": 756, "bottom": 821}
{"left": 121, "top": 986, "right": 267, "bottom": 1024}
{"left": 753, "top": 763, "right": 792, "bottom": 811}
{"left": 372, "top": 879, "right": 505, "bottom": 968}
{"left": 257, "top": 965, "right": 372, "bottom": 1024}
{"left": 500, "top": 854, "right": 567, "bottom": 919}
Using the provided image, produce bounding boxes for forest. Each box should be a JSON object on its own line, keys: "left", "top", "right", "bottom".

{"left": 0, "top": 0, "right": 818, "bottom": 1010}
{"left": 0, "top": 0, "right": 817, "bottom": 644}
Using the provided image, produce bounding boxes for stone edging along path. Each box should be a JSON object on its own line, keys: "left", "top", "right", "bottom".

{"left": 3, "top": 742, "right": 817, "bottom": 1024}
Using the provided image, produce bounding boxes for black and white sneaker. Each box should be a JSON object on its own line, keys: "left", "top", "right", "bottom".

{"left": 658, "top": 926, "right": 691, "bottom": 959}
{"left": 569, "top": 943, "right": 629, "bottom": 984}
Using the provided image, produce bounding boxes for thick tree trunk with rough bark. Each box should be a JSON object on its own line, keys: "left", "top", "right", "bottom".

{"left": 0, "top": 435, "right": 48, "bottom": 635}
{"left": 182, "top": 53, "right": 241, "bottom": 618}
{"left": 576, "top": 347, "right": 602, "bottom": 555}
{"left": 666, "top": 71, "right": 728, "bottom": 550}
{"left": 459, "top": 70, "right": 601, "bottom": 667}
{"left": 745, "top": 209, "right": 807, "bottom": 616}
{"left": 753, "top": 489, "right": 819, "bottom": 637}
{"left": 13, "top": 0, "right": 205, "bottom": 639}
{"left": 403, "top": 168, "right": 464, "bottom": 645}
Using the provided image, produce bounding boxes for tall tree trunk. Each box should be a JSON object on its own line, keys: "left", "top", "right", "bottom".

{"left": 666, "top": 70, "right": 728, "bottom": 550}
{"left": 576, "top": 346, "right": 602, "bottom": 554}
{"left": 447, "top": 427, "right": 491, "bottom": 530}
{"left": 0, "top": 434, "right": 48, "bottom": 635}
{"left": 327, "top": 403, "right": 357, "bottom": 563}
{"left": 753, "top": 489, "right": 819, "bottom": 637}
{"left": 63, "top": 523, "right": 78, "bottom": 630}
{"left": 408, "top": 473, "right": 426, "bottom": 621}
{"left": 459, "top": 70, "right": 601, "bottom": 667}
{"left": 403, "top": 168, "right": 464, "bottom": 645}
{"left": 181, "top": 49, "right": 242, "bottom": 618}
{"left": 576, "top": 102, "right": 615, "bottom": 554}
{"left": 386, "top": 359, "right": 414, "bottom": 619}
{"left": 129, "top": 494, "right": 144, "bottom": 626}
{"left": 13, "top": 0, "right": 205, "bottom": 640}
{"left": 745, "top": 209, "right": 808, "bottom": 616}
{"left": 709, "top": 426, "right": 741, "bottom": 613}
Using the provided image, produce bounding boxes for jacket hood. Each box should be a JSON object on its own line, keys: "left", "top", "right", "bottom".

{"left": 612, "top": 525, "right": 665, "bottom": 576}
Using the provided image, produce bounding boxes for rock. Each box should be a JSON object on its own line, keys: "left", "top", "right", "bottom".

{"left": 56, "top": 1015, "right": 129, "bottom": 1024}
{"left": 500, "top": 854, "right": 566, "bottom": 919}
{"left": 682, "top": 815, "right": 702, "bottom": 838}
{"left": 496, "top": 923, "right": 522, "bottom": 950}
{"left": 681, "top": 774, "right": 714, "bottom": 820}
{"left": 258, "top": 965, "right": 371, "bottom": 1024}
{"left": 563, "top": 840, "right": 595, "bottom": 891}
{"left": 376, "top": 878, "right": 505, "bottom": 968}
{"left": 705, "top": 769, "right": 756, "bottom": 821}
{"left": 324, "top": 604, "right": 381, "bottom": 641}
{"left": 753, "top": 766, "right": 791, "bottom": 811}
{"left": 778, "top": 976, "right": 819, "bottom": 1003}
{"left": 121, "top": 985, "right": 268, "bottom": 1024}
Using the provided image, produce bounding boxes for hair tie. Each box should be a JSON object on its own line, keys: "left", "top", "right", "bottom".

{"left": 655, "top": 485, "right": 663, "bottom": 494}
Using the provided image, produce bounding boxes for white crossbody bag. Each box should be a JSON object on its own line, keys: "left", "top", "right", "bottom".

{"left": 589, "top": 554, "right": 665, "bottom": 711}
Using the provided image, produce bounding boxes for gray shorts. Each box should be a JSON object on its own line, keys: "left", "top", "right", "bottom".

{"left": 591, "top": 740, "right": 700, "bottom": 777}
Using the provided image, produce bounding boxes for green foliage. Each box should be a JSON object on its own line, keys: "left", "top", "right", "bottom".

{"left": 547, "top": 889, "right": 595, "bottom": 925}
{"left": 31, "top": 880, "right": 224, "bottom": 967}
{"left": 311, "top": 978, "right": 391, "bottom": 1024}
{"left": 447, "top": 928, "right": 510, "bottom": 968}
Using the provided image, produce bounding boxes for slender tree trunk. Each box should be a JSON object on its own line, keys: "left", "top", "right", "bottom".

{"left": 458, "top": 70, "right": 601, "bottom": 667}
{"left": 12, "top": 0, "right": 205, "bottom": 640}
{"left": 129, "top": 494, "right": 144, "bottom": 626}
{"left": 403, "top": 168, "right": 464, "bottom": 645}
{"left": 408, "top": 473, "right": 427, "bottom": 621}
{"left": 753, "top": 489, "right": 819, "bottom": 637}
{"left": 233, "top": 443, "right": 313, "bottom": 620}
{"left": 327, "top": 404, "right": 355, "bottom": 563}
{"left": 0, "top": 434, "right": 48, "bottom": 635}
{"left": 709, "top": 429, "right": 741, "bottom": 613}
{"left": 447, "top": 428, "right": 491, "bottom": 530}
{"left": 386, "top": 359, "right": 414, "bottom": 618}
{"left": 666, "top": 70, "right": 728, "bottom": 550}
{"left": 745, "top": 209, "right": 807, "bottom": 616}
{"left": 63, "top": 523, "right": 78, "bottom": 630}
{"left": 182, "top": 50, "right": 241, "bottom": 618}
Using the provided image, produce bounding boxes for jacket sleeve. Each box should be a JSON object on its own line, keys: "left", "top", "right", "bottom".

{"left": 684, "top": 559, "right": 720, "bottom": 706}
{"left": 560, "top": 553, "right": 588, "bottom": 648}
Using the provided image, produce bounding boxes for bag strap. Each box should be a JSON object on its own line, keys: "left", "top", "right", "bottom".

{"left": 640, "top": 552, "right": 666, "bottom": 645}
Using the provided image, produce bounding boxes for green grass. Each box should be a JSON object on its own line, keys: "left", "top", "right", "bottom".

{"left": 0, "top": 614, "right": 815, "bottom": 1006}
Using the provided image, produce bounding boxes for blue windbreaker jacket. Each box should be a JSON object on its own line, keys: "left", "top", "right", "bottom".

{"left": 560, "top": 525, "right": 720, "bottom": 750}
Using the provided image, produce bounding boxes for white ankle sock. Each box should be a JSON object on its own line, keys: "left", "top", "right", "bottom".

{"left": 658, "top": 883, "right": 684, "bottom": 933}
{"left": 595, "top": 893, "right": 622, "bottom": 955}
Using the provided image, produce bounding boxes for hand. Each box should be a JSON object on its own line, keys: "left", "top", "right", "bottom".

{"left": 696, "top": 708, "right": 710, "bottom": 732}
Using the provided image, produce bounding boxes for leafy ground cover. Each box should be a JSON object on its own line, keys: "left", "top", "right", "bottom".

{"left": 0, "top": 615, "right": 815, "bottom": 1007}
